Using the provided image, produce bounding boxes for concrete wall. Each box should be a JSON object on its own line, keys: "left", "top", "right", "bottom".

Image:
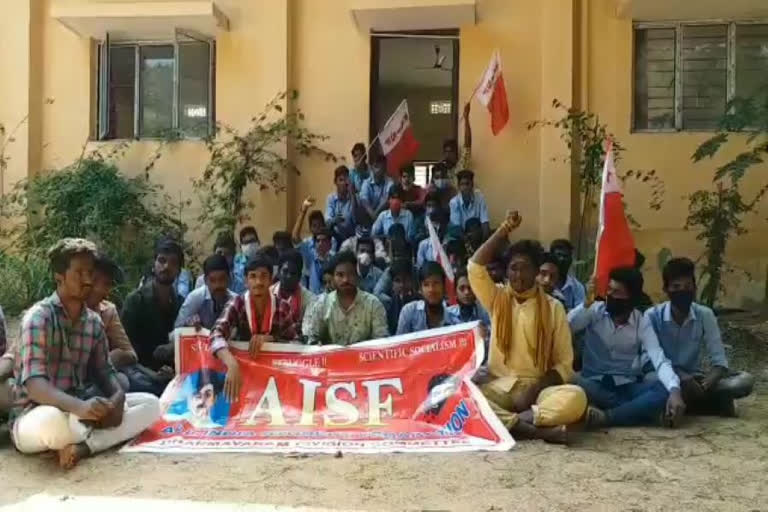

{"left": 2, "top": 0, "right": 766, "bottom": 307}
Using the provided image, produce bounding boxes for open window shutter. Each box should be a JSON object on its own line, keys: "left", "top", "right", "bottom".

{"left": 98, "top": 32, "right": 111, "bottom": 140}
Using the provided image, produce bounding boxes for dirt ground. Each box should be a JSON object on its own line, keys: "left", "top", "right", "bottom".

{"left": 2, "top": 316, "right": 767, "bottom": 512}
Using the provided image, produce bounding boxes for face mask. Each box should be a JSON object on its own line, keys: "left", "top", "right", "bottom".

{"left": 357, "top": 252, "right": 372, "bottom": 267}
{"left": 242, "top": 242, "right": 260, "bottom": 259}
{"left": 434, "top": 178, "right": 450, "bottom": 189}
{"left": 554, "top": 254, "right": 573, "bottom": 275}
{"left": 669, "top": 289, "right": 695, "bottom": 313}
{"left": 606, "top": 295, "right": 634, "bottom": 317}
{"left": 389, "top": 198, "right": 402, "bottom": 213}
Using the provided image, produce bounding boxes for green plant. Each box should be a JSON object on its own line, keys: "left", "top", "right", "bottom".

{"left": 527, "top": 99, "right": 663, "bottom": 258}
{"left": 688, "top": 93, "right": 768, "bottom": 307}
{"left": 194, "top": 90, "right": 338, "bottom": 234}
{"left": 1, "top": 151, "right": 187, "bottom": 307}
{"left": 0, "top": 252, "right": 52, "bottom": 315}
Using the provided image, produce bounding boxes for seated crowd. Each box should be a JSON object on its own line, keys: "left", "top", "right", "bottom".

{"left": 0, "top": 135, "right": 756, "bottom": 467}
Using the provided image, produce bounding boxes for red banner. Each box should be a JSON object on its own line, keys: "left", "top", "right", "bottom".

{"left": 123, "top": 323, "right": 513, "bottom": 454}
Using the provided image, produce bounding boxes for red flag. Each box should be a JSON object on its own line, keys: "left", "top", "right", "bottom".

{"left": 427, "top": 217, "right": 456, "bottom": 305}
{"left": 594, "top": 141, "right": 636, "bottom": 296}
{"left": 379, "top": 100, "right": 420, "bottom": 177}
{"left": 475, "top": 50, "right": 509, "bottom": 136}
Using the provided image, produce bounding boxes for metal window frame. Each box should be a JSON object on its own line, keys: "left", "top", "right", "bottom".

{"left": 97, "top": 34, "right": 215, "bottom": 141}
{"left": 632, "top": 18, "right": 768, "bottom": 133}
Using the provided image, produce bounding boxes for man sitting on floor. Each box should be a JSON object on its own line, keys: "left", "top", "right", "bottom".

{"left": 175, "top": 254, "right": 236, "bottom": 330}
{"left": 568, "top": 267, "right": 686, "bottom": 429}
{"left": 450, "top": 170, "right": 490, "bottom": 238}
{"left": 468, "top": 212, "right": 587, "bottom": 444}
{"left": 645, "top": 257, "right": 754, "bottom": 417}
{"left": 302, "top": 251, "right": 388, "bottom": 345}
{"left": 270, "top": 249, "right": 317, "bottom": 342}
{"left": 9, "top": 238, "right": 159, "bottom": 469}
{"left": 397, "top": 262, "right": 454, "bottom": 334}
{"left": 355, "top": 236, "right": 383, "bottom": 294}
{"left": 377, "top": 259, "right": 417, "bottom": 335}
{"left": 549, "top": 239, "right": 586, "bottom": 311}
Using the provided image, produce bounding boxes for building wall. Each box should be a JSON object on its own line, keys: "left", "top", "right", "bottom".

{"left": 2, "top": 0, "right": 765, "bottom": 306}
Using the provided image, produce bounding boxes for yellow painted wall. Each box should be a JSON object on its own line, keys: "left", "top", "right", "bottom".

{"left": 584, "top": 0, "right": 768, "bottom": 305}
{"left": 2, "top": 0, "right": 765, "bottom": 306}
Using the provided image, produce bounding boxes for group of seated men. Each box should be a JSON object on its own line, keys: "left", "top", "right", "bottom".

{"left": 0, "top": 136, "right": 756, "bottom": 467}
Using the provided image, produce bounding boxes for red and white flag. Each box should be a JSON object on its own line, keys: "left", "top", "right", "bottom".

{"left": 475, "top": 50, "right": 510, "bottom": 136}
{"left": 594, "top": 140, "right": 636, "bottom": 296}
{"left": 379, "top": 100, "right": 420, "bottom": 177}
{"left": 427, "top": 217, "right": 456, "bottom": 304}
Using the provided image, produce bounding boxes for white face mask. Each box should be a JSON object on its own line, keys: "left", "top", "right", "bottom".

{"left": 357, "top": 252, "right": 372, "bottom": 267}
{"left": 434, "top": 178, "right": 450, "bottom": 189}
{"left": 242, "top": 242, "right": 260, "bottom": 259}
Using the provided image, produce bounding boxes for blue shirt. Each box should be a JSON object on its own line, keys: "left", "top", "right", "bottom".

{"left": 360, "top": 177, "right": 394, "bottom": 213}
{"left": 372, "top": 209, "right": 415, "bottom": 241}
{"left": 349, "top": 167, "right": 370, "bottom": 194}
{"left": 175, "top": 286, "right": 237, "bottom": 330}
{"left": 195, "top": 266, "right": 246, "bottom": 295}
{"left": 417, "top": 238, "right": 436, "bottom": 269}
{"left": 325, "top": 192, "right": 356, "bottom": 240}
{"left": 445, "top": 303, "right": 491, "bottom": 328}
{"left": 396, "top": 300, "right": 456, "bottom": 335}
{"left": 174, "top": 269, "right": 193, "bottom": 299}
{"left": 297, "top": 236, "right": 337, "bottom": 278}
{"left": 358, "top": 264, "right": 384, "bottom": 294}
{"left": 568, "top": 302, "right": 680, "bottom": 391}
{"left": 645, "top": 301, "right": 728, "bottom": 374}
{"left": 306, "top": 252, "right": 334, "bottom": 295}
{"left": 558, "top": 274, "right": 586, "bottom": 311}
{"left": 449, "top": 190, "right": 490, "bottom": 229}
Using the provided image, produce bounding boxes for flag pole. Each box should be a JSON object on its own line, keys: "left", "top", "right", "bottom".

{"left": 592, "top": 138, "right": 613, "bottom": 280}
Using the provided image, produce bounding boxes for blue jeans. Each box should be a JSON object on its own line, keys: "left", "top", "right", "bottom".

{"left": 576, "top": 375, "right": 669, "bottom": 427}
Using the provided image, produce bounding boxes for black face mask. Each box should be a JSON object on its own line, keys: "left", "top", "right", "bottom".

{"left": 606, "top": 295, "right": 634, "bottom": 317}
{"left": 669, "top": 290, "right": 695, "bottom": 313}
{"left": 553, "top": 254, "right": 573, "bottom": 276}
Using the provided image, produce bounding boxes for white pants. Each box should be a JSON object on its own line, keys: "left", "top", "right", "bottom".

{"left": 12, "top": 392, "right": 160, "bottom": 454}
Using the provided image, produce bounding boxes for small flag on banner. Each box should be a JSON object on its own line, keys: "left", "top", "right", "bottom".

{"left": 379, "top": 99, "right": 421, "bottom": 177}
{"left": 427, "top": 217, "right": 456, "bottom": 304}
{"left": 594, "top": 140, "right": 636, "bottom": 296}
{"left": 475, "top": 50, "right": 510, "bottom": 136}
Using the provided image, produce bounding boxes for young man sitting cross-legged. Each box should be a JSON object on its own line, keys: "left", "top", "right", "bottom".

{"left": 468, "top": 211, "right": 587, "bottom": 444}
{"left": 10, "top": 239, "right": 159, "bottom": 468}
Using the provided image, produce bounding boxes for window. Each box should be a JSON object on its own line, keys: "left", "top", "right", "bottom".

{"left": 98, "top": 35, "right": 214, "bottom": 139}
{"left": 370, "top": 32, "right": 459, "bottom": 161}
{"left": 633, "top": 22, "right": 768, "bottom": 131}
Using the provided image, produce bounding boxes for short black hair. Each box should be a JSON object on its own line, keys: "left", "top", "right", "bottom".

{"left": 550, "top": 239, "right": 574, "bottom": 254}
{"left": 245, "top": 254, "right": 274, "bottom": 275}
{"left": 390, "top": 238, "right": 412, "bottom": 258}
{"left": 456, "top": 169, "right": 474, "bottom": 183}
{"left": 399, "top": 164, "right": 415, "bottom": 177}
{"left": 390, "top": 259, "right": 414, "bottom": 281}
{"left": 93, "top": 252, "right": 124, "bottom": 284}
{"left": 388, "top": 185, "right": 403, "bottom": 199}
{"left": 308, "top": 210, "right": 325, "bottom": 226}
{"left": 239, "top": 226, "right": 259, "bottom": 243}
{"left": 609, "top": 266, "right": 644, "bottom": 300}
{"left": 272, "top": 230, "right": 292, "bottom": 247}
{"left": 278, "top": 248, "right": 304, "bottom": 275}
{"left": 213, "top": 231, "right": 236, "bottom": 253}
{"left": 203, "top": 253, "right": 230, "bottom": 277}
{"left": 443, "top": 139, "right": 457, "bottom": 152}
{"left": 419, "top": 261, "right": 446, "bottom": 284}
{"left": 313, "top": 226, "right": 332, "bottom": 242}
{"left": 445, "top": 239, "right": 466, "bottom": 259}
{"left": 454, "top": 267, "right": 469, "bottom": 284}
{"left": 540, "top": 251, "right": 560, "bottom": 268}
{"left": 505, "top": 239, "right": 544, "bottom": 268}
{"left": 257, "top": 245, "right": 279, "bottom": 263}
{"left": 388, "top": 223, "right": 406, "bottom": 240}
{"left": 431, "top": 161, "right": 448, "bottom": 178}
{"left": 334, "top": 165, "right": 349, "bottom": 181}
{"left": 464, "top": 217, "right": 482, "bottom": 232}
{"left": 429, "top": 207, "right": 448, "bottom": 225}
{"left": 322, "top": 260, "right": 335, "bottom": 277}
{"left": 663, "top": 257, "right": 696, "bottom": 288}
{"left": 155, "top": 236, "right": 185, "bottom": 268}
{"left": 331, "top": 250, "right": 358, "bottom": 273}
{"left": 357, "top": 236, "right": 375, "bottom": 253}
{"left": 351, "top": 142, "right": 366, "bottom": 154}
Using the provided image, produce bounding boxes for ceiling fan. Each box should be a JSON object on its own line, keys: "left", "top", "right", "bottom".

{"left": 414, "top": 45, "right": 452, "bottom": 72}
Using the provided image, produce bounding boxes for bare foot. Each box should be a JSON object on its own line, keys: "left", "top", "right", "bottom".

{"left": 58, "top": 443, "right": 90, "bottom": 469}
{"left": 538, "top": 425, "right": 569, "bottom": 445}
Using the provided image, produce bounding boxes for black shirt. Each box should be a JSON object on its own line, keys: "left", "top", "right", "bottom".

{"left": 121, "top": 280, "right": 182, "bottom": 369}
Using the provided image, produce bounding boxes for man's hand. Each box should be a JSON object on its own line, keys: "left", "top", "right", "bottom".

{"left": 224, "top": 362, "right": 242, "bottom": 403}
{"left": 302, "top": 196, "right": 316, "bottom": 211}
{"left": 249, "top": 335, "right": 274, "bottom": 358}
{"left": 585, "top": 276, "right": 596, "bottom": 307}
{"left": 681, "top": 376, "right": 706, "bottom": 402}
{"left": 98, "top": 393, "right": 125, "bottom": 428}
{"left": 665, "top": 388, "right": 686, "bottom": 427}
{"left": 77, "top": 397, "right": 113, "bottom": 422}
{"left": 501, "top": 210, "right": 522, "bottom": 234}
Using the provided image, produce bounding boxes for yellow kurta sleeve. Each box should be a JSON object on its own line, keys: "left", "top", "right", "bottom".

{"left": 467, "top": 260, "right": 499, "bottom": 314}
{"left": 549, "top": 301, "right": 575, "bottom": 383}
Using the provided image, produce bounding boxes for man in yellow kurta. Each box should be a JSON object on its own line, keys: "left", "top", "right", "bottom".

{"left": 468, "top": 211, "right": 586, "bottom": 443}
